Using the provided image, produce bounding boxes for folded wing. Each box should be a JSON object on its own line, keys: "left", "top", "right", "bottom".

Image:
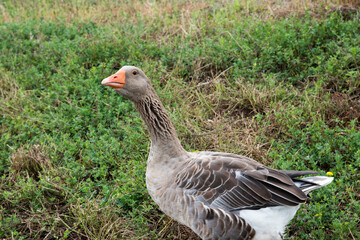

{"left": 175, "top": 152, "right": 318, "bottom": 211}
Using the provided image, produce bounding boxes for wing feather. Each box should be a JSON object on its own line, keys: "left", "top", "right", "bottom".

{"left": 175, "top": 152, "right": 310, "bottom": 211}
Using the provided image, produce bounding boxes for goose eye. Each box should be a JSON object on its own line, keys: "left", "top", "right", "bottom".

{"left": 132, "top": 70, "right": 138, "bottom": 76}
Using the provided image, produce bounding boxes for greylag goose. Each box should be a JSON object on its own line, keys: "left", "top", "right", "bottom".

{"left": 101, "top": 66, "right": 333, "bottom": 240}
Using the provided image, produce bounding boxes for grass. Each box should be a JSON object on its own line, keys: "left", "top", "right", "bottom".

{"left": 0, "top": 0, "right": 359, "bottom": 239}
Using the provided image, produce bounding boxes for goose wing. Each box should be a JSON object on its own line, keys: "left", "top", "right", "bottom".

{"left": 175, "top": 152, "right": 311, "bottom": 211}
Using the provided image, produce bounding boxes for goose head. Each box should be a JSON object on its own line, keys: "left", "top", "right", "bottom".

{"left": 101, "top": 66, "right": 151, "bottom": 101}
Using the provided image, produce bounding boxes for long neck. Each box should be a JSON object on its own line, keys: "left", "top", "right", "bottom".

{"left": 133, "top": 88, "right": 186, "bottom": 158}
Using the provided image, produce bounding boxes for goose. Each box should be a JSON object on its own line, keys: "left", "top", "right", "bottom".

{"left": 101, "top": 66, "right": 334, "bottom": 240}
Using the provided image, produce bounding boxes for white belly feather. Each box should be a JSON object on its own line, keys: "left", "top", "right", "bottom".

{"left": 235, "top": 205, "right": 300, "bottom": 240}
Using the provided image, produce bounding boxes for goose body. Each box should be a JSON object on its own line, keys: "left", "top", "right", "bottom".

{"left": 102, "top": 66, "right": 333, "bottom": 240}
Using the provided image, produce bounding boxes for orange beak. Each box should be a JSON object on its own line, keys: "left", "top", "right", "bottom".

{"left": 101, "top": 70, "right": 126, "bottom": 89}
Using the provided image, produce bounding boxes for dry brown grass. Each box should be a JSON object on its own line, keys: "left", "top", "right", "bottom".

{"left": 10, "top": 207, "right": 70, "bottom": 239}
{"left": 0, "top": 68, "right": 29, "bottom": 122}
{"left": 10, "top": 144, "right": 51, "bottom": 179}
{"left": 161, "top": 76, "right": 277, "bottom": 164}
{"left": 0, "top": 68, "right": 18, "bottom": 100}
{"left": 68, "top": 199, "right": 133, "bottom": 240}
{"left": 257, "top": 0, "right": 359, "bottom": 18}
{"left": 1, "top": 0, "right": 358, "bottom": 24}
{"left": 326, "top": 91, "right": 360, "bottom": 127}
{"left": 0, "top": 0, "right": 215, "bottom": 24}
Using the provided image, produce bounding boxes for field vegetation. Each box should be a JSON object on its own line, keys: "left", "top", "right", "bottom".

{"left": 1, "top": 0, "right": 359, "bottom": 239}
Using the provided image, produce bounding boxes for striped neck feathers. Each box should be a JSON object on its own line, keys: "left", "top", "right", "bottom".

{"left": 133, "top": 88, "right": 185, "bottom": 156}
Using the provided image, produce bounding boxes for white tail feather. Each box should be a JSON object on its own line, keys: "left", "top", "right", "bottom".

{"left": 295, "top": 176, "right": 334, "bottom": 194}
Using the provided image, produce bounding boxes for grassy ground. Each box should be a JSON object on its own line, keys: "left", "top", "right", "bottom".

{"left": 1, "top": 0, "right": 359, "bottom": 239}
